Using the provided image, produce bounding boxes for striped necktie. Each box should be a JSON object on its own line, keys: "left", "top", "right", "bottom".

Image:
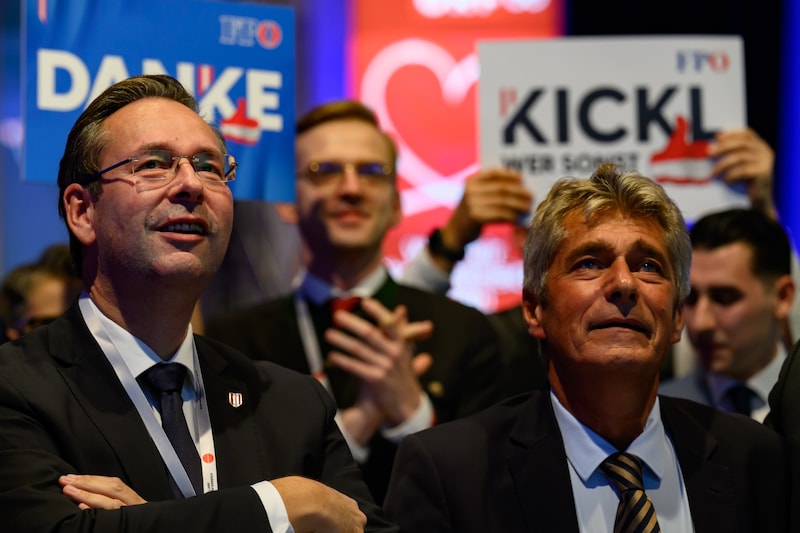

{"left": 601, "top": 452, "right": 661, "bottom": 533}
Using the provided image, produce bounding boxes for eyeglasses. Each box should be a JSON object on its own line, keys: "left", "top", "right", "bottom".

{"left": 298, "top": 161, "right": 393, "bottom": 186}
{"left": 82, "top": 149, "right": 237, "bottom": 190}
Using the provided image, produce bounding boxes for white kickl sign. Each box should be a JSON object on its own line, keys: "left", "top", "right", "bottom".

{"left": 478, "top": 35, "right": 748, "bottom": 222}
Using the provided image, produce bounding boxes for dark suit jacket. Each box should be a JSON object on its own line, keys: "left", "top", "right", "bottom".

{"left": 0, "top": 304, "right": 396, "bottom": 532}
{"left": 206, "top": 275, "right": 502, "bottom": 503}
{"left": 766, "top": 340, "right": 800, "bottom": 529}
{"left": 385, "top": 390, "right": 788, "bottom": 533}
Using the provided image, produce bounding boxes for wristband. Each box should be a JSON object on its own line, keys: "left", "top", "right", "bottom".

{"left": 428, "top": 228, "right": 465, "bottom": 262}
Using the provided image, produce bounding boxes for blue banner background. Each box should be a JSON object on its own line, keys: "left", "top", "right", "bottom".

{"left": 24, "top": 0, "right": 295, "bottom": 202}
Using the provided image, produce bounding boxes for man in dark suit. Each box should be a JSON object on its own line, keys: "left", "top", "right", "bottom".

{"left": 206, "top": 100, "right": 501, "bottom": 504}
{"left": 385, "top": 163, "right": 787, "bottom": 532}
{"left": 660, "top": 208, "right": 794, "bottom": 421}
{"left": 0, "top": 74, "right": 394, "bottom": 532}
{"left": 767, "top": 344, "right": 800, "bottom": 529}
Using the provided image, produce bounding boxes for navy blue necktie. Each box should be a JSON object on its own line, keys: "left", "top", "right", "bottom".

{"left": 725, "top": 383, "right": 754, "bottom": 417}
{"left": 142, "top": 363, "right": 203, "bottom": 496}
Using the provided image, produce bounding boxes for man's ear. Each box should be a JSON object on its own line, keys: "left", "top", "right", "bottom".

{"left": 63, "top": 184, "right": 97, "bottom": 246}
{"left": 522, "top": 288, "right": 547, "bottom": 340}
{"left": 671, "top": 302, "right": 685, "bottom": 344}
{"left": 773, "top": 274, "right": 796, "bottom": 321}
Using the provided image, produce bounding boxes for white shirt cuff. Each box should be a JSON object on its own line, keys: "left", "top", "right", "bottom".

{"left": 251, "top": 481, "right": 295, "bottom": 533}
{"left": 334, "top": 410, "right": 371, "bottom": 464}
{"left": 381, "top": 392, "right": 435, "bottom": 443}
{"left": 399, "top": 247, "right": 452, "bottom": 294}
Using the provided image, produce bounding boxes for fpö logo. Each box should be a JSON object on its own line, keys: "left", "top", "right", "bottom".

{"left": 413, "top": 0, "right": 551, "bottom": 17}
{"left": 219, "top": 16, "right": 283, "bottom": 50}
{"left": 676, "top": 50, "right": 730, "bottom": 73}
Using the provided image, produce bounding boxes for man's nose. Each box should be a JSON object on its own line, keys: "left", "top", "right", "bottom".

{"left": 337, "top": 163, "right": 364, "bottom": 194}
{"left": 169, "top": 157, "right": 206, "bottom": 200}
{"left": 605, "top": 259, "right": 637, "bottom": 306}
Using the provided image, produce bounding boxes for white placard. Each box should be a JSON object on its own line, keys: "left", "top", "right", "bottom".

{"left": 478, "top": 35, "right": 748, "bottom": 222}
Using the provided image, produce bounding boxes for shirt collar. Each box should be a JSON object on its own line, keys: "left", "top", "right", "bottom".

{"left": 298, "top": 265, "right": 388, "bottom": 306}
{"left": 550, "top": 388, "right": 668, "bottom": 484}
{"left": 707, "top": 341, "right": 786, "bottom": 406}
{"left": 79, "top": 294, "right": 198, "bottom": 389}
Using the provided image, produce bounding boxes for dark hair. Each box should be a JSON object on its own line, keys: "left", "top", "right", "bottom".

{"left": 690, "top": 208, "right": 791, "bottom": 281}
{"left": 56, "top": 74, "right": 214, "bottom": 275}
{"left": 0, "top": 262, "right": 68, "bottom": 334}
{"left": 296, "top": 100, "right": 397, "bottom": 172}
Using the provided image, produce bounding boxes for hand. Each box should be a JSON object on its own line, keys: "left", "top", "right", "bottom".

{"left": 708, "top": 127, "right": 776, "bottom": 218}
{"left": 59, "top": 474, "right": 147, "bottom": 510}
{"left": 440, "top": 167, "right": 533, "bottom": 254}
{"left": 272, "top": 476, "right": 366, "bottom": 533}
{"left": 326, "top": 299, "right": 434, "bottom": 429}
{"left": 337, "top": 314, "right": 434, "bottom": 446}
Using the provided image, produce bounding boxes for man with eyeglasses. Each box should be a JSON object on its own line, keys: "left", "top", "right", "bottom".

{"left": 0, "top": 75, "right": 395, "bottom": 532}
{"left": 206, "top": 100, "right": 502, "bottom": 504}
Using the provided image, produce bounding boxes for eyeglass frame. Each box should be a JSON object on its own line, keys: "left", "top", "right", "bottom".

{"left": 79, "top": 149, "right": 238, "bottom": 187}
{"left": 297, "top": 160, "right": 395, "bottom": 186}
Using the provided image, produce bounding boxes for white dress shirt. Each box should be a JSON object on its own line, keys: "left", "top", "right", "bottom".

{"left": 79, "top": 295, "right": 294, "bottom": 533}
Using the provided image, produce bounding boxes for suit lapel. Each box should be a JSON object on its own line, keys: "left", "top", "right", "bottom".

{"left": 500, "top": 393, "right": 739, "bottom": 533}
{"left": 372, "top": 276, "right": 399, "bottom": 308}
{"left": 506, "top": 392, "right": 580, "bottom": 533}
{"left": 49, "top": 306, "right": 174, "bottom": 500}
{"left": 660, "top": 397, "right": 736, "bottom": 533}
{"left": 197, "top": 338, "right": 268, "bottom": 487}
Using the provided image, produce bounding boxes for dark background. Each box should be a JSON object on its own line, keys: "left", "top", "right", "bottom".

{"left": 568, "top": 0, "right": 783, "bottom": 164}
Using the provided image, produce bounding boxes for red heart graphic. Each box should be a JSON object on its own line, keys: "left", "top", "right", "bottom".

{"left": 386, "top": 65, "right": 477, "bottom": 178}
{"left": 361, "top": 38, "right": 480, "bottom": 205}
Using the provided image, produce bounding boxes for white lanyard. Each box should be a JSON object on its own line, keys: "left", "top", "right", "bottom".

{"left": 80, "top": 299, "right": 219, "bottom": 497}
{"left": 294, "top": 294, "right": 333, "bottom": 394}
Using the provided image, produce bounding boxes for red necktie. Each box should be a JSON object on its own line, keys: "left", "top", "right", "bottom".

{"left": 331, "top": 296, "right": 361, "bottom": 316}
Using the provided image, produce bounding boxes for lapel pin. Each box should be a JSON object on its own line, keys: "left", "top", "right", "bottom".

{"left": 228, "top": 392, "right": 243, "bottom": 408}
{"left": 427, "top": 381, "right": 445, "bottom": 398}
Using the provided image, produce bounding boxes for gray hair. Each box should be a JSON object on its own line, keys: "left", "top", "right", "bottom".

{"left": 522, "top": 163, "right": 691, "bottom": 306}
